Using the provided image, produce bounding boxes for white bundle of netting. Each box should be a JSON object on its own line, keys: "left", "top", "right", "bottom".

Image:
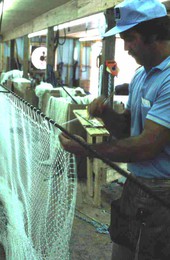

{"left": 0, "top": 86, "right": 77, "bottom": 260}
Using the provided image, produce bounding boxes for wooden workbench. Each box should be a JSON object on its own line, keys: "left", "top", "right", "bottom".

{"left": 73, "top": 109, "right": 110, "bottom": 207}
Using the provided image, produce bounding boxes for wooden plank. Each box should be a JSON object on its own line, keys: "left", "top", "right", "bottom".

{"left": 73, "top": 109, "right": 109, "bottom": 137}
{"left": 2, "top": 0, "right": 122, "bottom": 42}
{"left": 78, "top": 0, "right": 121, "bottom": 17}
{"left": 93, "top": 158, "right": 107, "bottom": 207}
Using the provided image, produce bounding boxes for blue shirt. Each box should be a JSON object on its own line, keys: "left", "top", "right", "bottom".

{"left": 127, "top": 56, "right": 170, "bottom": 178}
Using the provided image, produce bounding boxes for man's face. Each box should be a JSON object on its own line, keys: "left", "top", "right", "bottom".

{"left": 120, "top": 30, "right": 151, "bottom": 66}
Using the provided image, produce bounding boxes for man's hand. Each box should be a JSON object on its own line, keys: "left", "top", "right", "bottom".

{"left": 59, "top": 132, "right": 87, "bottom": 156}
{"left": 87, "top": 96, "right": 108, "bottom": 118}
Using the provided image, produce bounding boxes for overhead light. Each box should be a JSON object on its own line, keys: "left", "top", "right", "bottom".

{"left": 79, "top": 36, "right": 103, "bottom": 42}
{"left": 28, "top": 29, "right": 47, "bottom": 38}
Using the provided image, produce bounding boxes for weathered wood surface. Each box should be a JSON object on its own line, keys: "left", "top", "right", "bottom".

{"left": 73, "top": 109, "right": 109, "bottom": 137}
{"left": 3, "top": 0, "right": 122, "bottom": 41}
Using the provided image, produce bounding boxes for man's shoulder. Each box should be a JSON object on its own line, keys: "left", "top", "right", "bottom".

{"left": 129, "top": 66, "right": 144, "bottom": 89}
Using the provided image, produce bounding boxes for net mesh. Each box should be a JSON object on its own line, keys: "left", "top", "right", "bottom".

{"left": 0, "top": 87, "right": 77, "bottom": 260}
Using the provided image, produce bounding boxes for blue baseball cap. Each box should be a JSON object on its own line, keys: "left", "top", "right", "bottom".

{"left": 104, "top": 0, "right": 167, "bottom": 37}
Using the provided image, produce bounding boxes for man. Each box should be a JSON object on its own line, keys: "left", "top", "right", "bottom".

{"left": 59, "top": 0, "right": 170, "bottom": 259}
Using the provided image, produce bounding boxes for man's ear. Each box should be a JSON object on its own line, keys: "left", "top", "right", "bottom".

{"left": 146, "top": 34, "right": 158, "bottom": 44}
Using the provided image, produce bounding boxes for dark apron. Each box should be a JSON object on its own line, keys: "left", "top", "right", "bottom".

{"left": 109, "top": 177, "right": 170, "bottom": 260}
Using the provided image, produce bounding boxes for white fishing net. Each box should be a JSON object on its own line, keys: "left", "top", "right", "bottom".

{"left": 0, "top": 86, "right": 77, "bottom": 260}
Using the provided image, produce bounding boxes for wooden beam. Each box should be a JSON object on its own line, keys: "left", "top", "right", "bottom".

{"left": 77, "top": 0, "right": 121, "bottom": 17}
{"left": 2, "top": 0, "right": 122, "bottom": 42}
{"left": 9, "top": 40, "right": 15, "bottom": 70}
{"left": 45, "top": 27, "right": 54, "bottom": 80}
{"left": 23, "top": 35, "right": 29, "bottom": 79}
{"left": 101, "top": 8, "right": 116, "bottom": 99}
{"left": 0, "top": 43, "right": 4, "bottom": 72}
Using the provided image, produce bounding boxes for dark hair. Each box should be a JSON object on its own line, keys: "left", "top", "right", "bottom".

{"left": 132, "top": 16, "right": 170, "bottom": 43}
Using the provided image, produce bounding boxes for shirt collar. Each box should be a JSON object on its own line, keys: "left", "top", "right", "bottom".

{"left": 150, "top": 56, "right": 170, "bottom": 72}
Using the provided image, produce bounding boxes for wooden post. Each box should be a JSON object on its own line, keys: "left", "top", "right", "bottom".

{"left": 9, "top": 39, "right": 15, "bottom": 70}
{"left": 46, "top": 26, "right": 54, "bottom": 81}
{"left": 101, "top": 8, "right": 116, "bottom": 98}
{"left": 87, "top": 134, "right": 94, "bottom": 197}
{"left": 0, "top": 43, "right": 4, "bottom": 72}
{"left": 23, "top": 35, "right": 29, "bottom": 79}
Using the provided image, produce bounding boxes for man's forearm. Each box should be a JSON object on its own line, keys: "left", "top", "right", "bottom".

{"left": 90, "top": 135, "right": 158, "bottom": 163}
{"left": 76, "top": 118, "right": 168, "bottom": 162}
{"left": 60, "top": 118, "right": 168, "bottom": 163}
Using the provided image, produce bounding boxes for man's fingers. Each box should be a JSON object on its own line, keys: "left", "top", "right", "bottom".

{"left": 87, "top": 96, "right": 107, "bottom": 117}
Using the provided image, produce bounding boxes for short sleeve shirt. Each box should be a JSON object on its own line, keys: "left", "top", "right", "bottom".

{"left": 126, "top": 56, "right": 170, "bottom": 178}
